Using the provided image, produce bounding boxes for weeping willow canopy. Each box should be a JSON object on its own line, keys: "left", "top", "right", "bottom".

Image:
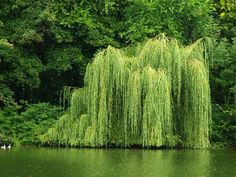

{"left": 41, "top": 35, "right": 212, "bottom": 149}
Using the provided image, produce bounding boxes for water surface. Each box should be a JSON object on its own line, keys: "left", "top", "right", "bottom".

{"left": 0, "top": 148, "right": 235, "bottom": 177}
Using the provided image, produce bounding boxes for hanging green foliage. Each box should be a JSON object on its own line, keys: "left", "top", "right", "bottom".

{"left": 141, "top": 67, "right": 173, "bottom": 147}
{"left": 42, "top": 35, "right": 212, "bottom": 149}
{"left": 182, "top": 59, "right": 211, "bottom": 148}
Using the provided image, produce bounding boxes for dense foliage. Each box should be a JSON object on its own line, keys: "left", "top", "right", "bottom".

{"left": 42, "top": 36, "right": 212, "bottom": 149}
{"left": 0, "top": 102, "right": 61, "bottom": 146}
{"left": 0, "top": 0, "right": 235, "bottom": 147}
{"left": 0, "top": 0, "right": 217, "bottom": 105}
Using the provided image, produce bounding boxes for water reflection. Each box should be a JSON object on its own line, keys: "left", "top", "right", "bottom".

{"left": 0, "top": 148, "right": 235, "bottom": 177}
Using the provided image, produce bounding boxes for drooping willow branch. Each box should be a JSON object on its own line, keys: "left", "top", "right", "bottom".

{"left": 41, "top": 35, "right": 212, "bottom": 149}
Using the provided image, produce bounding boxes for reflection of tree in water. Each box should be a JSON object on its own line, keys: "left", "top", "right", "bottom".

{"left": 2, "top": 149, "right": 236, "bottom": 177}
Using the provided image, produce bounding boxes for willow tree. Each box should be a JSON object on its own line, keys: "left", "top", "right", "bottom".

{"left": 41, "top": 35, "right": 212, "bottom": 149}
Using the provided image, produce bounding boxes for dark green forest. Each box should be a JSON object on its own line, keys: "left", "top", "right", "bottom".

{"left": 0, "top": 0, "right": 235, "bottom": 147}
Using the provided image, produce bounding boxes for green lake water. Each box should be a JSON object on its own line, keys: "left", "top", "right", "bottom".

{"left": 0, "top": 148, "right": 235, "bottom": 177}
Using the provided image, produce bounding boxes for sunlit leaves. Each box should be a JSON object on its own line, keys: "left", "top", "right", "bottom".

{"left": 43, "top": 35, "right": 212, "bottom": 149}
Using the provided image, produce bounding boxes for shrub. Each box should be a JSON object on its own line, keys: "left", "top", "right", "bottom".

{"left": 0, "top": 102, "right": 61, "bottom": 146}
